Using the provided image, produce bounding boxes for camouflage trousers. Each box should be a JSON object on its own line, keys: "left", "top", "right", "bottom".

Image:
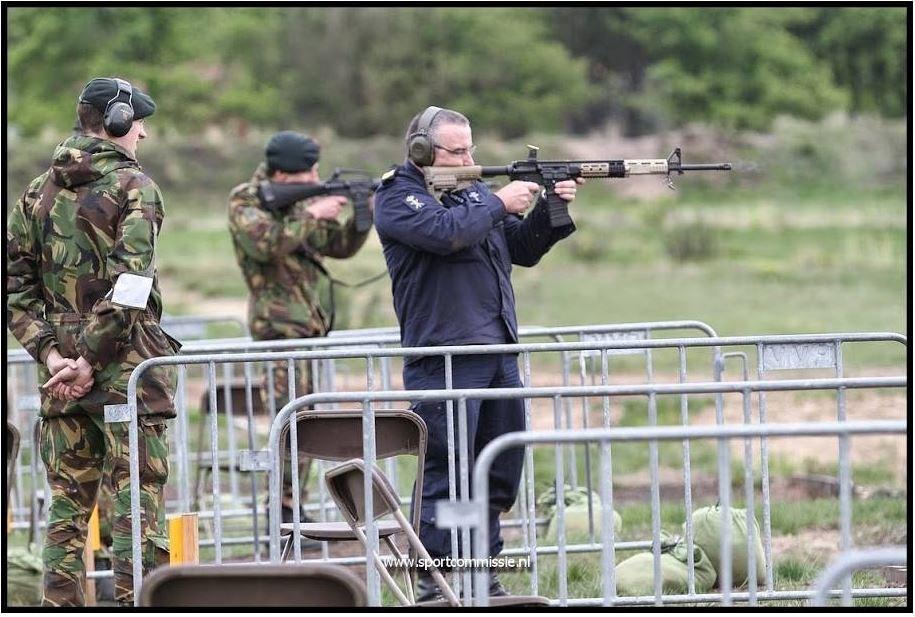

{"left": 263, "top": 359, "right": 313, "bottom": 510}
{"left": 39, "top": 413, "right": 169, "bottom": 606}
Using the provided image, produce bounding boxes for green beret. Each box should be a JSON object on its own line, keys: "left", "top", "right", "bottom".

{"left": 266, "top": 131, "right": 321, "bottom": 172}
{"left": 78, "top": 77, "right": 157, "bottom": 120}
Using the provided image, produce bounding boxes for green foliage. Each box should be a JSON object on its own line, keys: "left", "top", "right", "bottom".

{"left": 6, "top": 7, "right": 592, "bottom": 138}
{"left": 663, "top": 218, "right": 719, "bottom": 263}
{"left": 632, "top": 9, "right": 848, "bottom": 131}
{"left": 799, "top": 8, "right": 908, "bottom": 117}
{"left": 548, "top": 7, "right": 903, "bottom": 134}
{"left": 6, "top": 7, "right": 907, "bottom": 138}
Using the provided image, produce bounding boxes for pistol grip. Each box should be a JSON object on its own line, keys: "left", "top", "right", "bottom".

{"left": 546, "top": 190, "right": 573, "bottom": 228}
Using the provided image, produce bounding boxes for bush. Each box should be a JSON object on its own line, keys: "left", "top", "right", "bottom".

{"left": 663, "top": 219, "right": 719, "bottom": 262}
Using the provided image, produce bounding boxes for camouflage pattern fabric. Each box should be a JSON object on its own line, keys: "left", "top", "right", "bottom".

{"left": 39, "top": 413, "right": 169, "bottom": 606}
{"left": 227, "top": 163, "right": 370, "bottom": 340}
{"left": 6, "top": 134, "right": 177, "bottom": 606}
{"left": 6, "top": 134, "right": 180, "bottom": 419}
{"left": 229, "top": 163, "right": 370, "bottom": 510}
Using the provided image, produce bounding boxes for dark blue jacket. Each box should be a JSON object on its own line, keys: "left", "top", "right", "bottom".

{"left": 374, "top": 161, "right": 575, "bottom": 356}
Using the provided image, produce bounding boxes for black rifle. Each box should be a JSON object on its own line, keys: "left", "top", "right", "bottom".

{"left": 424, "top": 147, "right": 733, "bottom": 227}
{"left": 258, "top": 168, "right": 380, "bottom": 232}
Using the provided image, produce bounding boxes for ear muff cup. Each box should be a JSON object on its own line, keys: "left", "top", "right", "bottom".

{"left": 103, "top": 79, "right": 134, "bottom": 138}
{"left": 407, "top": 106, "right": 443, "bottom": 167}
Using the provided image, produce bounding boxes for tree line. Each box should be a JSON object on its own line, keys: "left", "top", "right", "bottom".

{"left": 7, "top": 7, "right": 908, "bottom": 138}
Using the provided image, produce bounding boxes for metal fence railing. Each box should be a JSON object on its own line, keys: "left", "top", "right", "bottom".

{"left": 116, "top": 332, "right": 905, "bottom": 605}
{"left": 11, "top": 321, "right": 716, "bottom": 538}
{"left": 467, "top": 419, "right": 908, "bottom": 606}
{"left": 12, "top": 325, "right": 906, "bottom": 606}
{"left": 8, "top": 321, "right": 719, "bottom": 588}
{"left": 808, "top": 548, "right": 908, "bottom": 607}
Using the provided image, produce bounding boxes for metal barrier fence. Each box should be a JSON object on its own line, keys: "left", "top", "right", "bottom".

{"left": 6, "top": 321, "right": 718, "bottom": 586}
{"left": 111, "top": 322, "right": 718, "bottom": 554}
{"left": 117, "top": 331, "right": 905, "bottom": 605}
{"left": 11, "top": 322, "right": 716, "bottom": 537}
{"left": 4, "top": 313, "right": 247, "bottom": 531}
{"left": 159, "top": 313, "right": 250, "bottom": 340}
{"left": 468, "top": 419, "right": 908, "bottom": 607}
{"left": 808, "top": 548, "right": 908, "bottom": 607}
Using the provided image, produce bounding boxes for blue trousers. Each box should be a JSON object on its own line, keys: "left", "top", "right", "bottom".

{"left": 404, "top": 353, "right": 525, "bottom": 560}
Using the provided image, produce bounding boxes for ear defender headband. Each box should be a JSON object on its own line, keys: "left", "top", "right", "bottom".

{"left": 79, "top": 78, "right": 135, "bottom": 138}
{"left": 407, "top": 106, "right": 443, "bottom": 167}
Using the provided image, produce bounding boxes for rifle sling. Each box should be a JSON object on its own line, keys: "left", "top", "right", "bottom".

{"left": 297, "top": 246, "right": 388, "bottom": 333}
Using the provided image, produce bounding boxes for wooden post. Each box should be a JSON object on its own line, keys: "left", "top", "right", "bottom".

{"left": 168, "top": 513, "right": 199, "bottom": 565}
{"left": 84, "top": 505, "right": 101, "bottom": 606}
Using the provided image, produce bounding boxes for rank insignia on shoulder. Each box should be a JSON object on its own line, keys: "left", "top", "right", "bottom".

{"left": 405, "top": 195, "right": 424, "bottom": 210}
{"left": 468, "top": 191, "right": 481, "bottom": 202}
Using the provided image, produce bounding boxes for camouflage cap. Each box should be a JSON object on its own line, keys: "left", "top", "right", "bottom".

{"left": 78, "top": 77, "right": 157, "bottom": 120}
{"left": 266, "top": 131, "right": 320, "bottom": 172}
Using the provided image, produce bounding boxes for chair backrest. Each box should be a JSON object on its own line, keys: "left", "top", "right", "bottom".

{"left": 198, "top": 380, "right": 267, "bottom": 417}
{"left": 279, "top": 408, "right": 427, "bottom": 532}
{"left": 280, "top": 408, "right": 426, "bottom": 462}
{"left": 139, "top": 563, "right": 367, "bottom": 607}
{"left": 325, "top": 459, "right": 403, "bottom": 525}
{"left": 6, "top": 422, "right": 21, "bottom": 499}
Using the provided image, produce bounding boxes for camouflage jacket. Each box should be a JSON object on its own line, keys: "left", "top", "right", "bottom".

{"left": 6, "top": 135, "right": 179, "bottom": 418}
{"left": 227, "top": 164, "right": 370, "bottom": 340}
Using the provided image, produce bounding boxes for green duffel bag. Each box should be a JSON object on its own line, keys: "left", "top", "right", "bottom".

{"left": 614, "top": 535, "right": 717, "bottom": 598}
{"left": 539, "top": 485, "right": 622, "bottom": 543}
{"left": 686, "top": 504, "right": 766, "bottom": 588}
{"left": 7, "top": 547, "right": 43, "bottom": 606}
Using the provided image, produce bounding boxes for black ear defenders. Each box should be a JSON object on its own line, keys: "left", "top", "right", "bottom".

{"left": 407, "top": 106, "right": 443, "bottom": 167}
{"left": 80, "top": 78, "right": 135, "bottom": 138}
{"left": 103, "top": 78, "right": 135, "bottom": 137}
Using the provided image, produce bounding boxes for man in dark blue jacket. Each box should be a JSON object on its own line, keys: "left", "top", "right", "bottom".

{"left": 374, "top": 106, "right": 581, "bottom": 600}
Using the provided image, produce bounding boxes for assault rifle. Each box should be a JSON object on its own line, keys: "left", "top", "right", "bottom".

{"left": 258, "top": 168, "right": 380, "bottom": 232}
{"left": 424, "top": 146, "right": 732, "bottom": 227}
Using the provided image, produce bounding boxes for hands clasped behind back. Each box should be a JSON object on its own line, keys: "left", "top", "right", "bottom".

{"left": 43, "top": 350, "right": 95, "bottom": 401}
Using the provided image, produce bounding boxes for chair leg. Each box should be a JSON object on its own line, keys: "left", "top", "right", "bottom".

{"left": 352, "top": 525, "right": 411, "bottom": 605}
{"left": 281, "top": 532, "right": 294, "bottom": 562}
{"left": 383, "top": 535, "right": 415, "bottom": 604}
{"left": 192, "top": 410, "right": 207, "bottom": 511}
{"left": 392, "top": 508, "right": 460, "bottom": 606}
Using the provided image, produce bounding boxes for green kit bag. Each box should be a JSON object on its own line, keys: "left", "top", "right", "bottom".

{"left": 538, "top": 484, "right": 622, "bottom": 543}
{"left": 7, "top": 547, "right": 43, "bottom": 606}
{"left": 686, "top": 505, "right": 766, "bottom": 588}
{"left": 614, "top": 534, "right": 717, "bottom": 597}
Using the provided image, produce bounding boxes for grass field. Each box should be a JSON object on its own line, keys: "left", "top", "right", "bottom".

{"left": 5, "top": 119, "right": 907, "bottom": 607}
{"left": 154, "top": 182, "right": 907, "bottom": 369}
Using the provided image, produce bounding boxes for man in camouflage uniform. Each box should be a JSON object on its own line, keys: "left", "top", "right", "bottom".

{"left": 7, "top": 77, "right": 179, "bottom": 606}
{"left": 228, "top": 131, "right": 371, "bottom": 520}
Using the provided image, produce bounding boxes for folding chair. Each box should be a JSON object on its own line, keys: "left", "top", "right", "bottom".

{"left": 193, "top": 380, "right": 267, "bottom": 510}
{"left": 139, "top": 563, "right": 366, "bottom": 607}
{"left": 325, "top": 459, "right": 551, "bottom": 607}
{"left": 6, "top": 422, "right": 21, "bottom": 504}
{"left": 278, "top": 408, "right": 426, "bottom": 600}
